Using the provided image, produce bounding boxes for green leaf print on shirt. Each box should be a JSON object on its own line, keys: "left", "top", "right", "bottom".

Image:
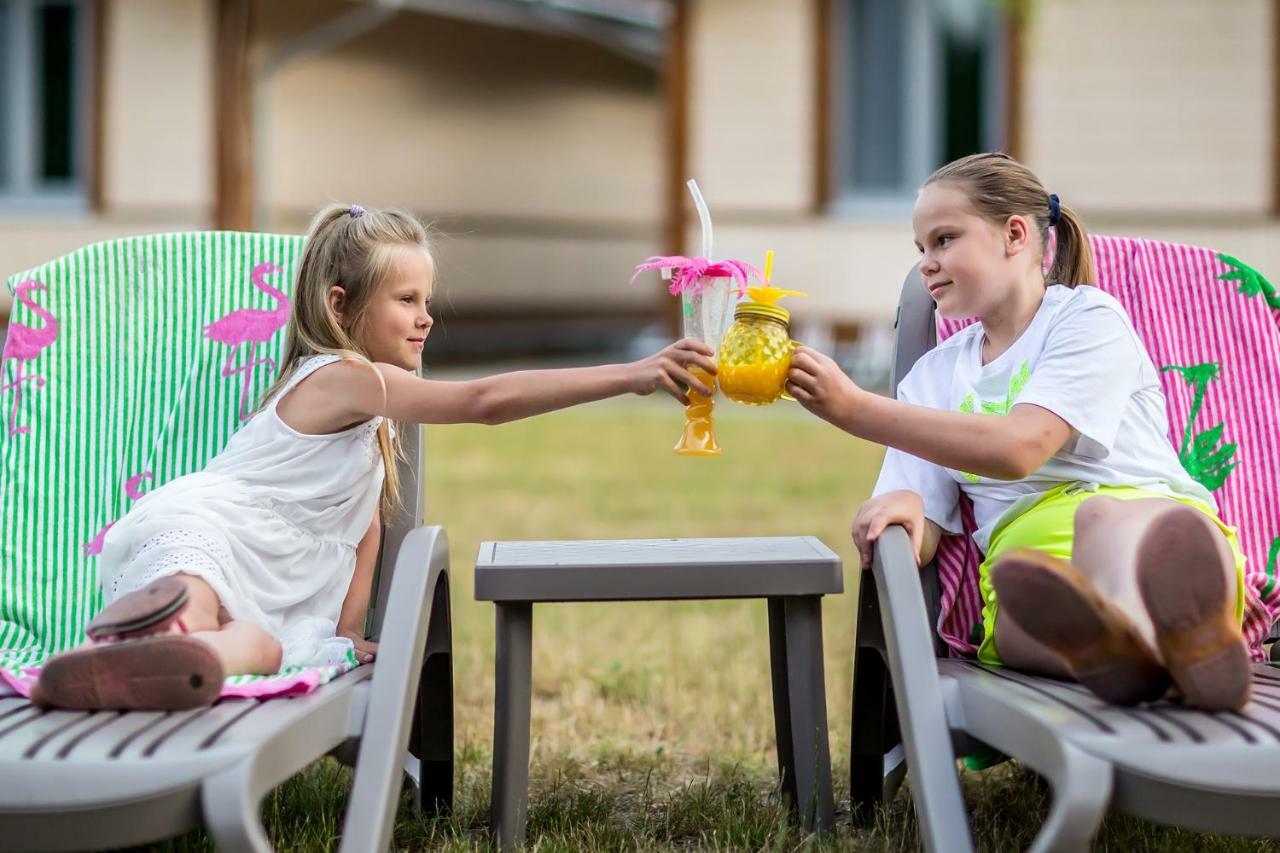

{"left": 1217, "top": 253, "right": 1280, "bottom": 311}
{"left": 957, "top": 361, "right": 1032, "bottom": 482}
{"left": 1160, "top": 362, "right": 1239, "bottom": 492}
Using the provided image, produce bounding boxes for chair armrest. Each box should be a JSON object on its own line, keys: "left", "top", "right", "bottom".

{"left": 866, "top": 524, "right": 970, "bottom": 852}
{"left": 340, "top": 525, "right": 450, "bottom": 853}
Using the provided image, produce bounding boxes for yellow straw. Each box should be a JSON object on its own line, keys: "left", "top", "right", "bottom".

{"left": 763, "top": 249, "right": 775, "bottom": 285}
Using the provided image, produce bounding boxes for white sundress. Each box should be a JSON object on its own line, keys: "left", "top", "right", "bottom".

{"left": 100, "top": 354, "right": 387, "bottom": 668}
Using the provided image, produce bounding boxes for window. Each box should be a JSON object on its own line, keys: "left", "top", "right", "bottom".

{"left": 834, "top": 0, "right": 1007, "bottom": 209}
{"left": 0, "top": 0, "right": 91, "bottom": 209}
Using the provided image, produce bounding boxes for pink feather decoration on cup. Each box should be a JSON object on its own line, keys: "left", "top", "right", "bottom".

{"left": 630, "top": 256, "right": 760, "bottom": 298}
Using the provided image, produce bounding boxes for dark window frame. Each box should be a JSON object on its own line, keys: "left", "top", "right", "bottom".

{"left": 0, "top": 0, "right": 94, "bottom": 211}
{"left": 829, "top": 0, "right": 1009, "bottom": 215}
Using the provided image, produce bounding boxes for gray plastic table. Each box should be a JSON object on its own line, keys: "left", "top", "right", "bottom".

{"left": 475, "top": 536, "right": 843, "bottom": 848}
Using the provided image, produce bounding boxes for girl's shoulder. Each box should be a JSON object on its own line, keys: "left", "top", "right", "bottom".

{"left": 1046, "top": 282, "right": 1130, "bottom": 324}
{"left": 288, "top": 353, "right": 380, "bottom": 392}
{"left": 289, "top": 353, "right": 344, "bottom": 383}
{"left": 1040, "top": 285, "right": 1150, "bottom": 368}
{"left": 274, "top": 354, "right": 384, "bottom": 436}
{"left": 1043, "top": 284, "right": 1144, "bottom": 349}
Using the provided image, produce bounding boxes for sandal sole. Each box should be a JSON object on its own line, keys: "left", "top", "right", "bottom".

{"left": 31, "top": 635, "right": 223, "bottom": 710}
{"left": 1137, "top": 507, "right": 1251, "bottom": 712}
{"left": 992, "top": 549, "right": 1170, "bottom": 705}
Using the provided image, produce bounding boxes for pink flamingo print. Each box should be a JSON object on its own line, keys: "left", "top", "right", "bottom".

{"left": 204, "top": 262, "right": 291, "bottom": 420}
{"left": 0, "top": 280, "right": 59, "bottom": 436}
{"left": 83, "top": 471, "right": 153, "bottom": 557}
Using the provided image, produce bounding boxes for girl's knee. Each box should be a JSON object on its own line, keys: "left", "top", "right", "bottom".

{"left": 1072, "top": 494, "right": 1117, "bottom": 533}
{"left": 234, "top": 621, "right": 282, "bottom": 672}
{"left": 263, "top": 638, "right": 283, "bottom": 673}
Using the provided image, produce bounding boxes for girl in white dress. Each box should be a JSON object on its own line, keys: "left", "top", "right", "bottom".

{"left": 34, "top": 203, "right": 716, "bottom": 710}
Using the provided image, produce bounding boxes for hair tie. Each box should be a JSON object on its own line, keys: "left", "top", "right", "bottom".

{"left": 349, "top": 204, "right": 366, "bottom": 218}
{"left": 1047, "top": 193, "right": 1061, "bottom": 227}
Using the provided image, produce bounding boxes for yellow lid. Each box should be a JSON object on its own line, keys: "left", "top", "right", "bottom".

{"left": 735, "top": 301, "right": 792, "bottom": 324}
{"left": 744, "top": 285, "right": 806, "bottom": 306}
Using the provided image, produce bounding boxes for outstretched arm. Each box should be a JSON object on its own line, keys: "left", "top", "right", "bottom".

{"left": 315, "top": 338, "right": 717, "bottom": 428}
{"left": 787, "top": 347, "right": 1072, "bottom": 481}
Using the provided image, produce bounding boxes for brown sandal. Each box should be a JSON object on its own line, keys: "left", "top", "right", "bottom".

{"left": 86, "top": 577, "right": 189, "bottom": 641}
{"left": 30, "top": 635, "right": 223, "bottom": 710}
{"left": 1137, "top": 506, "right": 1251, "bottom": 712}
{"left": 991, "top": 549, "right": 1171, "bottom": 705}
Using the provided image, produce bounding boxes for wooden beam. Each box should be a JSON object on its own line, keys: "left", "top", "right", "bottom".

{"left": 215, "top": 0, "right": 253, "bottom": 231}
{"left": 812, "top": 0, "right": 832, "bottom": 213}
{"left": 88, "top": 0, "right": 107, "bottom": 210}
{"left": 1003, "top": 1, "right": 1026, "bottom": 160}
{"left": 663, "top": 0, "right": 689, "bottom": 257}
{"left": 661, "top": 0, "right": 690, "bottom": 333}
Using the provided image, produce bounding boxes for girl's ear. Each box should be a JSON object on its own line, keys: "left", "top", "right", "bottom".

{"left": 1005, "top": 214, "right": 1032, "bottom": 256}
{"left": 327, "top": 285, "right": 347, "bottom": 325}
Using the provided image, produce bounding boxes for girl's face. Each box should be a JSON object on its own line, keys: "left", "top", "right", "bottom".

{"left": 912, "top": 182, "right": 1029, "bottom": 320}
{"left": 359, "top": 245, "right": 435, "bottom": 372}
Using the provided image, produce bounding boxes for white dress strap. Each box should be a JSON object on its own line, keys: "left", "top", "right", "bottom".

{"left": 271, "top": 354, "right": 344, "bottom": 410}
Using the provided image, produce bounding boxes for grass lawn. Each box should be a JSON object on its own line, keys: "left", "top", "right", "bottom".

{"left": 142, "top": 397, "right": 1280, "bottom": 851}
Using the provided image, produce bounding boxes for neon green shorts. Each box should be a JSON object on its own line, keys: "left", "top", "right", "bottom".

{"left": 976, "top": 484, "right": 1247, "bottom": 666}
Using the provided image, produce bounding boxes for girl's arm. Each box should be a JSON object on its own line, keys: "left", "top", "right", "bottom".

{"left": 788, "top": 347, "right": 1073, "bottom": 481}
{"left": 313, "top": 339, "right": 717, "bottom": 428}
{"left": 337, "top": 507, "right": 381, "bottom": 663}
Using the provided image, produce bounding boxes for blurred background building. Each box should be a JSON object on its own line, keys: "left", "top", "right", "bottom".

{"left": 2, "top": 0, "right": 1277, "bottom": 379}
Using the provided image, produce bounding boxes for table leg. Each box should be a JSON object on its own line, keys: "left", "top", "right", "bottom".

{"left": 782, "top": 595, "right": 835, "bottom": 831}
{"left": 490, "top": 602, "right": 533, "bottom": 849}
{"left": 767, "top": 597, "right": 799, "bottom": 809}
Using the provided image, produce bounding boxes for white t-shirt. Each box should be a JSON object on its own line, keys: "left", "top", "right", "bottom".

{"left": 873, "top": 284, "right": 1213, "bottom": 553}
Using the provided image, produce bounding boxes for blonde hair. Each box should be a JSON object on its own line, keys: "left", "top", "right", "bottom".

{"left": 924, "top": 152, "right": 1096, "bottom": 287}
{"left": 261, "top": 203, "right": 434, "bottom": 516}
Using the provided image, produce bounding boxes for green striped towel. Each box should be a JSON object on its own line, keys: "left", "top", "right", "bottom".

{"left": 1, "top": 232, "right": 358, "bottom": 698}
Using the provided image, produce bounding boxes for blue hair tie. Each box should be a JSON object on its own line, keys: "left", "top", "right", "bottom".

{"left": 1047, "top": 193, "right": 1061, "bottom": 227}
{"left": 349, "top": 204, "right": 366, "bottom": 218}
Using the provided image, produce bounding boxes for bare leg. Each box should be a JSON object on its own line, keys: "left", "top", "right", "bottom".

{"left": 188, "top": 621, "right": 282, "bottom": 675}
{"left": 1071, "top": 496, "right": 1236, "bottom": 649}
{"left": 161, "top": 574, "right": 283, "bottom": 676}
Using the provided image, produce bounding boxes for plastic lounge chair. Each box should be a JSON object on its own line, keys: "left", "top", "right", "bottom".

{"left": 849, "top": 236, "right": 1280, "bottom": 851}
{"left": 0, "top": 233, "right": 454, "bottom": 852}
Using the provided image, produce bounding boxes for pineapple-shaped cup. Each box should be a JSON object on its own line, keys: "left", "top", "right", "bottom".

{"left": 719, "top": 251, "right": 807, "bottom": 406}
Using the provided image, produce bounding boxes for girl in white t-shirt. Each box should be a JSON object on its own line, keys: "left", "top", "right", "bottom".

{"left": 786, "top": 153, "right": 1250, "bottom": 712}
